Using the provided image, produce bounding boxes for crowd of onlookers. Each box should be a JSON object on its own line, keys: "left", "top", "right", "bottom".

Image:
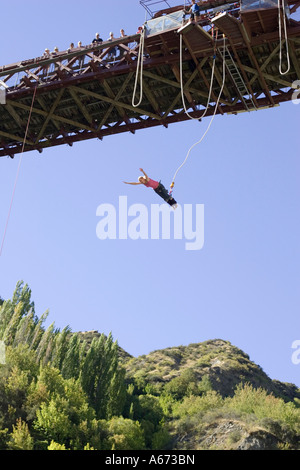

{"left": 40, "top": 28, "right": 144, "bottom": 76}
{"left": 40, "top": 2, "right": 205, "bottom": 74}
{"left": 42, "top": 27, "right": 144, "bottom": 64}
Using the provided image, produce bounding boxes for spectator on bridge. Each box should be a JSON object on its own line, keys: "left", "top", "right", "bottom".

{"left": 42, "top": 48, "right": 50, "bottom": 77}
{"left": 92, "top": 33, "right": 103, "bottom": 57}
{"left": 107, "top": 32, "right": 117, "bottom": 60}
{"left": 92, "top": 33, "right": 103, "bottom": 56}
{"left": 77, "top": 41, "right": 84, "bottom": 69}
{"left": 186, "top": 0, "right": 201, "bottom": 22}
{"left": 118, "top": 29, "right": 127, "bottom": 59}
{"left": 92, "top": 33, "right": 103, "bottom": 45}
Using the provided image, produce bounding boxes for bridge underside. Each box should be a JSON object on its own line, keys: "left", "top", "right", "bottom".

{"left": 0, "top": 1, "right": 299, "bottom": 158}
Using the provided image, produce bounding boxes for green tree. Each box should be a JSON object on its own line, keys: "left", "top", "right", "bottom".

{"left": 2, "top": 303, "right": 25, "bottom": 346}
{"left": 60, "top": 333, "right": 81, "bottom": 380}
{"left": 0, "top": 347, "right": 38, "bottom": 428}
{"left": 0, "top": 429, "right": 9, "bottom": 450}
{"left": 35, "top": 323, "right": 58, "bottom": 365}
{"left": 51, "top": 327, "right": 72, "bottom": 372}
{"left": 8, "top": 418, "right": 34, "bottom": 450}
{"left": 13, "top": 309, "right": 36, "bottom": 347}
{"left": 34, "top": 398, "right": 72, "bottom": 444}
{"left": 80, "top": 333, "right": 125, "bottom": 419}
{"left": 29, "top": 311, "right": 49, "bottom": 351}
{"left": 106, "top": 367, "right": 127, "bottom": 419}
{"left": 0, "top": 282, "right": 36, "bottom": 342}
{"left": 151, "top": 426, "right": 171, "bottom": 450}
{"left": 33, "top": 366, "right": 95, "bottom": 448}
{"left": 105, "top": 417, "right": 146, "bottom": 450}
{"left": 48, "top": 440, "right": 69, "bottom": 450}
{"left": 164, "top": 369, "right": 200, "bottom": 400}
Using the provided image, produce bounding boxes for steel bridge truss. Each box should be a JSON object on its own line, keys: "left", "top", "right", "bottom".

{"left": 0, "top": 0, "right": 299, "bottom": 158}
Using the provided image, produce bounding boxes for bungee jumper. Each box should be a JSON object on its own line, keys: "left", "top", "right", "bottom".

{"left": 124, "top": 168, "right": 178, "bottom": 209}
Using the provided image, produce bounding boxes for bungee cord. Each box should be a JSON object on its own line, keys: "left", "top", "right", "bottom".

{"left": 278, "top": 0, "right": 290, "bottom": 75}
{"left": 179, "top": 32, "right": 217, "bottom": 121}
{"left": 132, "top": 25, "right": 146, "bottom": 108}
{"left": 170, "top": 34, "right": 227, "bottom": 194}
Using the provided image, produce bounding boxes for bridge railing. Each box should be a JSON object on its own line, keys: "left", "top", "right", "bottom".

{"left": 0, "top": 34, "right": 140, "bottom": 92}
{"left": 0, "top": 2, "right": 243, "bottom": 93}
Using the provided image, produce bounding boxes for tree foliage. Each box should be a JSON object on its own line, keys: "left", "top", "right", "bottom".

{"left": 0, "top": 282, "right": 299, "bottom": 451}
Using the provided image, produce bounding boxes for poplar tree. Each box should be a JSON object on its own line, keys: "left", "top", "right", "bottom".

{"left": 51, "top": 326, "right": 72, "bottom": 371}
{"left": 79, "top": 333, "right": 126, "bottom": 419}
{"left": 35, "top": 323, "right": 56, "bottom": 364}
{"left": 61, "top": 333, "right": 81, "bottom": 380}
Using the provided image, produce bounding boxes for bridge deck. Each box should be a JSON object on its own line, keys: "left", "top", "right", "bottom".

{"left": 0, "top": 0, "right": 299, "bottom": 158}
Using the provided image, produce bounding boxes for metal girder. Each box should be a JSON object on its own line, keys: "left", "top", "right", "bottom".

{"left": 0, "top": 1, "right": 299, "bottom": 158}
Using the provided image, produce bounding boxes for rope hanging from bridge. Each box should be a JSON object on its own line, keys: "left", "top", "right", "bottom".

{"left": 132, "top": 25, "right": 146, "bottom": 108}
{"left": 169, "top": 34, "right": 227, "bottom": 196}
{"left": 0, "top": 86, "right": 37, "bottom": 258}
{"left": 278, "top": 0, "right": 290, "bottom": 75}
{"left": 179, "top": 31, "right": 217, "bottom": 121}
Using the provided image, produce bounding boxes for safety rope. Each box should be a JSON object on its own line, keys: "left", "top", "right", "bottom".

{"left": 179, "top": 31, "right": 217, "bottom": 121}
{"left": 278, "top": 0, "right": 290, "bottom": 75}
{"left": 132, "top": 25, "right": 146, "bottom": 108}
{"left": 0, "top": 86, "right": 37, "bottom": 257}
{"left": 170, "top": 35, "right": 227, "bottom": 194}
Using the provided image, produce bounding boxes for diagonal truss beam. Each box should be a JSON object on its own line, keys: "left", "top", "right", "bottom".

{"left": 7, "top": 99, "right": 95, "bottom": 132}
{"left": 68, "top": 86, "right": 161, "bottom": 121}
{"left": 96, "top": 73, "right": 134, "bottom": 130}
{"left": 36, "top": 89, "right": 65, "bottom": 142}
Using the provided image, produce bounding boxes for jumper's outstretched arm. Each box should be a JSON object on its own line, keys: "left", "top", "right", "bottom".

{"left": 123, "top": 181, "right": 142, "bottom": 185}
{"left": 139, "top": 168, "right": 149, "bottom": 181}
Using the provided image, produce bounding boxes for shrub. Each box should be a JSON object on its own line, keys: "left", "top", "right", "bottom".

{"left": 173, "top": 391, "right": 224, "bottom": 418}
{"left": 105, "top": 417, "right": 146, "bottom": 450}
{"left": 225, "top": 383, "right": 300, "bottom": 433}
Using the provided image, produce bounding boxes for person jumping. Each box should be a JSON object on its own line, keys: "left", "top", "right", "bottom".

{"left": 124, "top": 169, "right": 178, "bottom": 209}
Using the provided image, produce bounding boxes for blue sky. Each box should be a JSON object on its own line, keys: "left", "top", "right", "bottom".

{"left": 0, "top": 1, "right": 299, "bottom": 388}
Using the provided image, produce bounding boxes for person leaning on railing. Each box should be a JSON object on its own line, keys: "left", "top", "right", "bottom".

{"left": 92, "top": 33, "right": 103, "bottom": 56}
{"left": 118, "top": 29, "right": 127, "bottom": 58}
{"left": 42, "top": 48, "right": 50, "bottom": 77}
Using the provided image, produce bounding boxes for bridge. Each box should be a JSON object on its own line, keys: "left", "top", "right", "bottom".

{"left": 0, "top": 0, "right": 299, "bottom": 158}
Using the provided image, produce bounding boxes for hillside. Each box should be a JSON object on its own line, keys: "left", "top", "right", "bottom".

{"left": 123, "top": 338, "right": 300, "bottom": 402}
{"left": 76, "top": 332, "right": 300, "bottom": 450}
{"left": 0, "top": 283, "right": 299, "bottom": 450}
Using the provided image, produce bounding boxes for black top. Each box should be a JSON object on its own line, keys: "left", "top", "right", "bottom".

{"left": 92, "top": 37, "right": 103, "bottom": 44}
